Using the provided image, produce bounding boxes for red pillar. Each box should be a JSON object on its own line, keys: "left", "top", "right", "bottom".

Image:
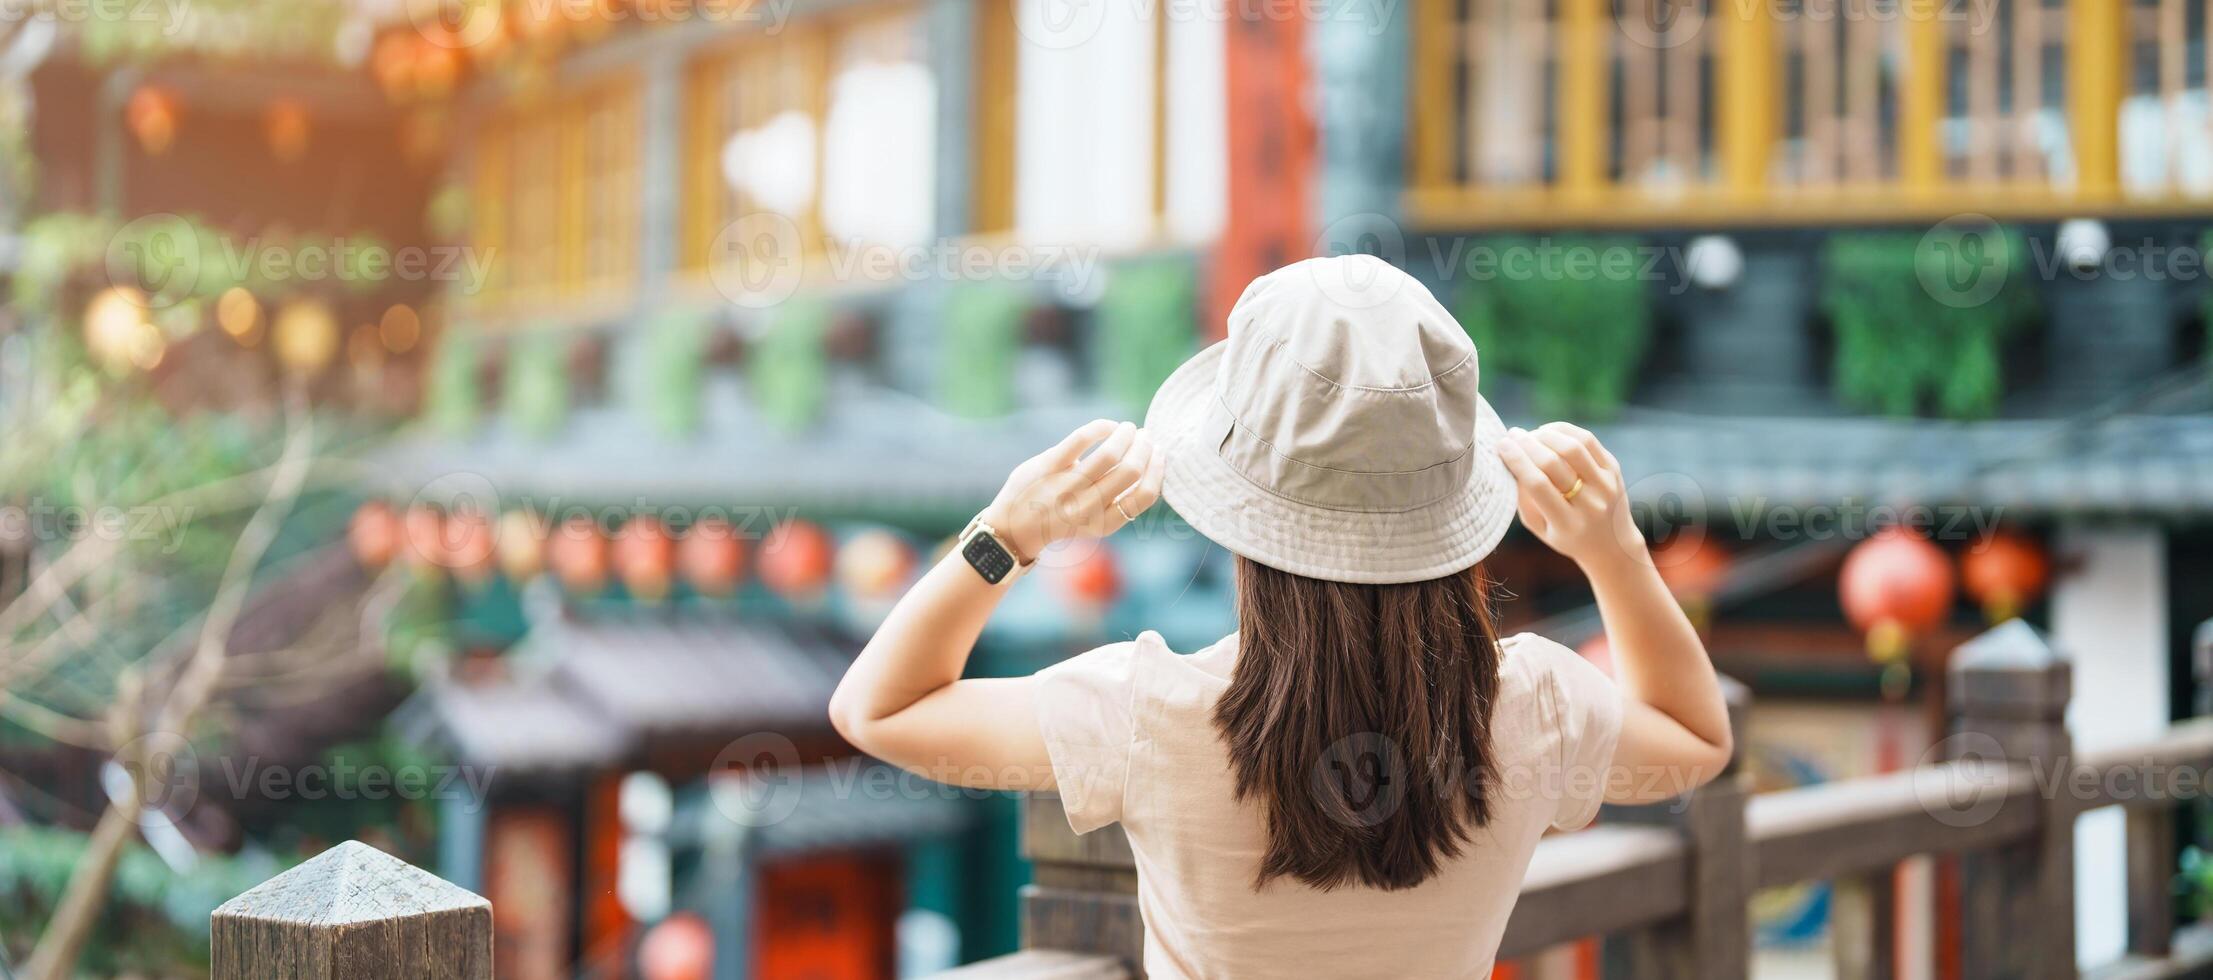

{"left": 1211, "top": 9, "right": 1315, "bottom": 341}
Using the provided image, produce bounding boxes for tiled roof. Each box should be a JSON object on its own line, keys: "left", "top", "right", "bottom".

{"left": 668, "top": 764, "right": 973, "bottom": 856}
{"left": 1601, "top": 412, "right": 2213, "bottom": 518}
{"left": 376, "top": 374, "right": 2213, "bottom": 517}
{"left": 401, "top": 612, "right": 855, "bottom": 774}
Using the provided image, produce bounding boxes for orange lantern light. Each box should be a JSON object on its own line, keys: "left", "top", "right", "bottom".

{"left": 836, "top": 528, "right": 915, "bottom": 599}
{"left": 759, "top": 520, "right": 835, "bottom": 599}
{"left": 372, "top": 33, "right": 419, "bottom": 100}
{"left": 443, "top": 504, "right": 497, "bottom": 585}
{"left": 1651, "top": 535, "right": 1731, "bottom": 629}
{"left": 679, "top": 518, "right": 747, "bottom": 598}
{"left": 548, "top": 516, "right": 610, "bottom": 594}
{"left": 414, "top": 38, "right": 464, "bottom": 99}
{"left": 1060, "top": 547, "right": 1122, "bottom": 608}
{"left": 1961, "top": 528, "right": 2050, "bottom": 623}
{"left": 1839, "top": 527, "right": 1956, "bottom": 664}
{"left": 639, "top": 912, "right": 713, "bottom": 980}
{"left": 126, "top": 86, "right": 178, "bottom": 156}
{"left": 615, "top": 515, "right": 677, "bottom": 603}
{"left": 496, "top": 510, "right": 546, "bottom": 582}
{"left": 349, "top": 501, "right": 402, "bottom": 569}
{"left": 265, "top": 99, "right": 311, "bottom": 163}
{"left": 403, "top": 504, "right": 447, "bottom": 578}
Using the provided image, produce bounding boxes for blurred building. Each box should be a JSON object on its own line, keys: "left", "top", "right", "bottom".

{"left": 17, "top": 0, "right": 2213, "bottom": 977}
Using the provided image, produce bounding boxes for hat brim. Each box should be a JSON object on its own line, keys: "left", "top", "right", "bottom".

{"left": 1143, "top": 341, "right": 1520, "bottom": 585}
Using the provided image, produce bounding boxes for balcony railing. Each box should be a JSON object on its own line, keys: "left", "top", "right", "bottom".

{"left": 1406, "top": 0, "right": 2213, "bottom": 230}
{"left": 947, "top": 618, "right": 2213, "bottom": 979}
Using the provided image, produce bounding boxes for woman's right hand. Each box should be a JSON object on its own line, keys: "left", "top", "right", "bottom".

{"left": 979, "top": 420, "right": 1166, "bottom": 562}
{"left": 1496, "top": 422, "right": 1647, "bottom": 572}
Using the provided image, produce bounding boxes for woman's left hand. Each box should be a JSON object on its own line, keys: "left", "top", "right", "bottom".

{"left": 979, "top": 420, "right": 1167, "bottom": 562}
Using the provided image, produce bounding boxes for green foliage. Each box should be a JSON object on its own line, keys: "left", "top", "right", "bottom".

{"left": 75, "top": 0, "right": 351, "bottom": 66}
{"left": 503, "top": 331, "right": 567, "bottom": 440}
{"left": 940, "top": 282, "right": 1027, "bottom": 418}
{"left": 1821, "top": 229, "right": 2035, "bottom": 419}
{"left": 424, "top": 329, "right": 481, "bottom": 436}
{"left": 1096, "top": 258, "right": 1199, "bottom": 415}
{"left": 750, "top": 300, "right": 829, "bottom": 432}
{"left": 640, "top": 310, "right": 710, "bottom": 438}
{"left": 1453, "top": 237, "right": 1652, "bottom": 419}
{"left": 16, "top": 210, "right": 390, "bottom": 325}
{"left": 0, "top": 824, "right": 288, "bottom": 975}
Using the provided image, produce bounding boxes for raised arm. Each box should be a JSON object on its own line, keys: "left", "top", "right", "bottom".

{"left": 827, "top": 420, "right": 1165, "bottom": 790}
{"left": 1497, "top": 422, "right": 1734, "bottom": 804}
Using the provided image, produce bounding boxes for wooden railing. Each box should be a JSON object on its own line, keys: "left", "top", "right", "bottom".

{"left": 947, "top": 619, "right": 2213, "bottom": 979}
{"left": 1404, "top": 0, "right": 2212, "bottom": 229}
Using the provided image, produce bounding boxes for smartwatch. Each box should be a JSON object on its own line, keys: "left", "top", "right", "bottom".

{"left": 958, "top": 518, "right": 1030, "bottom": 585}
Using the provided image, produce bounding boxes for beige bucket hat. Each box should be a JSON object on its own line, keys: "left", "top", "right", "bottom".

{"left": 1143, "top": 255, "right": 1517, "bottom": 584}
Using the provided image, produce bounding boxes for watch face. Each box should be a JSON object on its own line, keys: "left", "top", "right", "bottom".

{"left": 962, "top": 530, "right": 1016, "bottom": 584}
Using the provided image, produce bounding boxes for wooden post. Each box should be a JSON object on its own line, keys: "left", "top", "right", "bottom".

{"left": 1950, "top": 620, "right": 2075, "bottom": 980}
{"left": 2066, "top": 0, "right": 2127, "bottom": 202}
{"left": 1716, "top": 0, "right": 1775, "bottom": 198}
{"left": 1554, "top": 0, "right": 1608, "bottom": 201}
{"left": 1897, "top": 0, "right": 1948, "bottom": 193}
{"left": 1602, "top": 675, "right": 1753, "bottom": 980}
{"left": 1019, "top": 791, "right": 1144, "bottom": 971}
{"left": 1831, "top": 868, "right": 1897, "bottom": 980}
{"left": 212, "top": 840, "right": 492, "bottom": 980}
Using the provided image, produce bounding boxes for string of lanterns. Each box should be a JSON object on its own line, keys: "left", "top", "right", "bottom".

{"left": 1838, "top": 525, "right": 2051, "bottom": 698}
{"left": 349, "top": 500, "right": 1135, "bottom": 615}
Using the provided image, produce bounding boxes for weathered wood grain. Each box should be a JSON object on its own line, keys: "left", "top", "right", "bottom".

{"left": 936, "top": 949, "right": 1131, "bottom": 979}
{"left": 211, "top": 840, "right": 491, "bottom": 980}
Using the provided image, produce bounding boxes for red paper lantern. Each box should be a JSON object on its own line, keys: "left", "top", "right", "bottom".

{"left": 444, "top": 505, "right": 497, "bottom": 585}
{"left": 349, "top": 501, "right": 401, "bottom": 569}
{"left": 265, "top": 99, "right": 310, "bottom": 163}
{"left": 615, "top": 516, "right": 676, "bottom": 603}
{"left": 1652, "top": 535, "right": 1731, "bottom": 601}
{"left": 372, "top": 33, "right": 418, "bottom": 100}
{"left": 836, "top": 528, "right": 915, "bottom": 599}
{"left": 496, "top": 510, "right": 546, "bottom": 582}
{"left": 1839, "top": 527, "right": 1956, "bottom": 663}
{"left": 126, "top": 86, "right": 179, "bottom": 156}
{"left": 548, "top": 517, "right": 610, "bottom": 594}
{"left": 638, "top": 911, "right": 713, "bottom": 980}
{"left": 403, "top": 504, "right": 447, "bottom": 577}
{"left": 759, "top": 520, "right": 834, "bottom": 598}
{"left": 1961, "top": 528, "right": 2049, "bottom": 623}
{"left": 1061, "top": 547, "right": 1122, "bottom": 607}
{"left": 679, "top": 518, "right": 747, "bottom": 597}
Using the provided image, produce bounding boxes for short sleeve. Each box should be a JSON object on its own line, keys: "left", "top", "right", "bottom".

{"left": 1525, "top": 634, "right": 1625, "bottom": 831}
{"left": 1033, "top": 640, "right": 1141, "bottom": 834}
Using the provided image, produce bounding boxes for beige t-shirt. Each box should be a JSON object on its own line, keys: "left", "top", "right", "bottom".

{"left": 1034, "top": 630, "right": 1624, "bottom": 980}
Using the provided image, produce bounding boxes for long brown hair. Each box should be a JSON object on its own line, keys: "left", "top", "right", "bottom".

{"left": 1212, "top": 556, "right": 1504, "bottom": 892}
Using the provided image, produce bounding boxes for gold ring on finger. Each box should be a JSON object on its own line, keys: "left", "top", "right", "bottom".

{"left": 1113, "top": 498, "right": 1137, "bottom": 521}
{"left": 1562, "top": 477, "right": 1584, "bottom": 503}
